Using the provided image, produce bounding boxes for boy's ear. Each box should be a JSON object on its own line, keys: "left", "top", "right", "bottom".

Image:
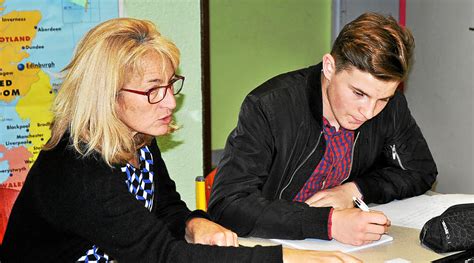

{"left": 322, "top": 54, "right": 336, "bottom": 81}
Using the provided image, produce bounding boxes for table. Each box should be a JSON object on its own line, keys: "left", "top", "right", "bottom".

{"left": 239, "top": 226, "right": 451, "bottom": 262}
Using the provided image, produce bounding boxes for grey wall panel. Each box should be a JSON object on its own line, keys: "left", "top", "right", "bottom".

{"left": 332, "top": 0, "right": 399, "bottom": 43}
{"left": 405, "top": 0, "right": 474, "bottom": 194}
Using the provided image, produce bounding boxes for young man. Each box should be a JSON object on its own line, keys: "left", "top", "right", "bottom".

{"left": 208, "top": 12, "right": 437, "bottom": 246}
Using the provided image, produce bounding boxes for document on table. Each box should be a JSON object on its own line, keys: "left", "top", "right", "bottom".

{"left": 370, "top": 194, "right": 474, "bottom": 229}
{"left": 270, "top": 234, "right": 393, "bottom": 252}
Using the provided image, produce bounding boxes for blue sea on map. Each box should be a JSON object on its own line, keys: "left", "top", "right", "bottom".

{"left": 2, "top": 0, "right": 119, "bottom": 85}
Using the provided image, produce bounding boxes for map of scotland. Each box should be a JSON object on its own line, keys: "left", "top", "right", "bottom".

{"left": 0, "top": 0, "right": 119, "bottom": 242}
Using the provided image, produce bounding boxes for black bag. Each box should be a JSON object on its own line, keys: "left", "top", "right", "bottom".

{"left": 420, "top": 203, "right": 474, "bottom": 253}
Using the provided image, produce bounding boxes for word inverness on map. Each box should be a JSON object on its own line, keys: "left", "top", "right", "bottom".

{"left": 0, "top": 0, "right": 119, "bottom": 243}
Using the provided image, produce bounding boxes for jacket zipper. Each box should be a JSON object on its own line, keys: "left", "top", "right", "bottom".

{"left": 391, "top": 144, "right": 407, "bottom": 170}
{"left": 278, "top": 131, "right": 323, "bottom": 199}
{"left": 341, "top": 131, "right": 360, "bottom": 183}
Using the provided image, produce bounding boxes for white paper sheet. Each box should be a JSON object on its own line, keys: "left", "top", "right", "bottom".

{"left": 270, "top": 234, "right": 393, "bottom": 252}
{"left": 370, "top": 194, "right": 474, "bottom": 229}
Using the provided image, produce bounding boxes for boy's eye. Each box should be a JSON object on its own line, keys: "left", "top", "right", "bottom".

{"left": 353, "top": 90, "right": 364, "bottom": 97}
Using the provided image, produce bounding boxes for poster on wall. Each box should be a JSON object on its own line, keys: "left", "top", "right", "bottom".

{"left": 0, "top": 0, "right": 121, "bottom": 243}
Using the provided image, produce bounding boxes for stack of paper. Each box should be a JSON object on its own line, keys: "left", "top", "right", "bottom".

{"left": 371, "top": 194, "right": 474, "bottom": 229}
{"left": 270, "top": 234, "right": 393, "bottom": 252}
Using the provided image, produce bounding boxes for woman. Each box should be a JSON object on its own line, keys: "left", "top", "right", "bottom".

{"left": 1, "top": 18, "right": 360, "bottom": 262}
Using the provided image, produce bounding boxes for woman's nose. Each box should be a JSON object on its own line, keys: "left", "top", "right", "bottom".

{"left": 160, "top": 88, "right": 176, "bottom": 110}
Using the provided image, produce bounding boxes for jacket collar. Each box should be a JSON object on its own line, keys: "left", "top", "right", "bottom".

{"left": 306, "top": 62, "right": 324, "bottom": 126}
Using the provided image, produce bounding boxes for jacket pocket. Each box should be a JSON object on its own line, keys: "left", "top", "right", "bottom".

{"left": 388, "top": 144, "right": 407, "bottom": 170}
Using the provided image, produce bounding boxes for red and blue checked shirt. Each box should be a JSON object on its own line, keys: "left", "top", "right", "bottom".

{"left": 294, "top": 117, "right": 355, "bottom": 202}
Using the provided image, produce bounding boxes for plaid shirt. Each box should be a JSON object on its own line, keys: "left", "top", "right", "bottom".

{"left": 294, "top": 117, "right": 355, "bottom": 202}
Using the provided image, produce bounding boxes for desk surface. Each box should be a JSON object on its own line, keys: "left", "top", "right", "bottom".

{"left": 239, "top": 226, "right": 449, "bottom": 262}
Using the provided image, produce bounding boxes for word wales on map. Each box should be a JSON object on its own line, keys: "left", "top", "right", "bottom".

{"left": 0, "top": 0, "right": 119, "bottom": 243}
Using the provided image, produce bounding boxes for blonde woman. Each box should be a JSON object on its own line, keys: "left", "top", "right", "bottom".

{"left": 1, "top": 18, "right": 360, "bottom": 263}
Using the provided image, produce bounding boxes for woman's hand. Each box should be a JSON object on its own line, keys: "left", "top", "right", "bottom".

{"left": 185, "top": 217, "right": 238, "bottom": 247}
{"left": 283, "top": 248, "right": 362, "bottom": 263}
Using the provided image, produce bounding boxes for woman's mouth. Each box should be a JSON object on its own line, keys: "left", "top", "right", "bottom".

{"left": 160, "top": 115, "right": 172, "bottom": 124}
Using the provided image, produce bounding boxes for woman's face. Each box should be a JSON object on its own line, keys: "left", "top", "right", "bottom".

{"left": 117, "top": 52, "right": 177, "bottom": 137}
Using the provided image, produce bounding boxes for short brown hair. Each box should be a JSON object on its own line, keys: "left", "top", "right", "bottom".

{"left": 331, "top": 12, "right": 414, "bottom": 81}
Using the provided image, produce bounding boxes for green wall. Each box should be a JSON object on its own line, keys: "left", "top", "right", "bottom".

{"left": 210, "top": 0, "right": 332, "bottom": 150}
{"left": 123, "top": 0, "right": 333, "bottom": 208}
{"left": 124, "top": 0, "right": 203, "bottom": 209}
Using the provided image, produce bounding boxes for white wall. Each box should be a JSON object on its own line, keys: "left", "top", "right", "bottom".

{"left": 405, "top": 0, "right": 474, "bottom": 194}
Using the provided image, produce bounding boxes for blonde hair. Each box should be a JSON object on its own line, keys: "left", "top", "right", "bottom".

{"left": 45, "top": 18, "right": 180, "bottom": 166}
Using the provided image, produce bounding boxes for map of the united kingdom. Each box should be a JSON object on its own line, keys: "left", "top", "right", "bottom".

{"left": 0, "top": 0, "right": 119, "bottom": 242}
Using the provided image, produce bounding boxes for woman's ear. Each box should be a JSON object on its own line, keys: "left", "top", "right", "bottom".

{"left": 322, "top": 54, "right": 336, "bottom": 82}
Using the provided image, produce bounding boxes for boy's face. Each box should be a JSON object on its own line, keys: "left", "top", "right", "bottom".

{"left": 324, "top": 64, "right": 399, "bottom": 131}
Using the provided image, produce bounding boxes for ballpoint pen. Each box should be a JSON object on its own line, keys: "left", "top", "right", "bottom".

{"left": 353, "top": 196, "right": 370, "bottom": 212}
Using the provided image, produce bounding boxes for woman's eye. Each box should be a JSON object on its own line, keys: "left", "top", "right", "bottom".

{"left": 147, "top": 86, "right": 158, "bottom": 92}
